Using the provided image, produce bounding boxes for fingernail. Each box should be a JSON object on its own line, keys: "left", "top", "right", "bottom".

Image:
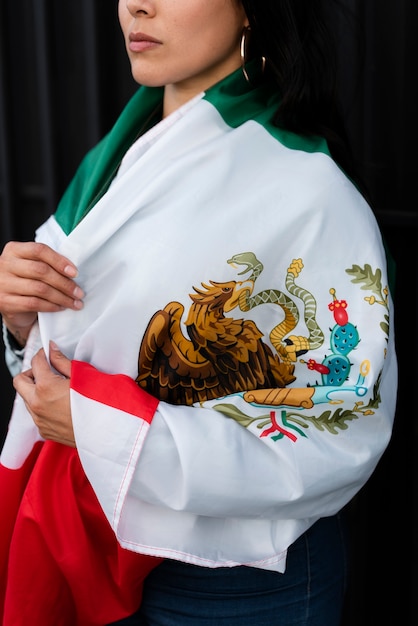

{"left": 49, "top": 340, "right": 59, "bottom": 351}
{"left": 73, "top": 286, "right": 85, "bottom": 299}
{"left": 64, "top": 264, "right": 78, "bottom": 278}
{"left": 73, "top": 300, "right": 84, "bottom": 310}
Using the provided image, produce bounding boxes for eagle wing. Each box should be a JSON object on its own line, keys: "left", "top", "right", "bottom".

{"left": 136, "top": 302, "right": 220, "bottom": 405}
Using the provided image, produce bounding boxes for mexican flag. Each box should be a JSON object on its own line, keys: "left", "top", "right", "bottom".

{"left": 0, "top": 64, "right": 397, "bottom": 624}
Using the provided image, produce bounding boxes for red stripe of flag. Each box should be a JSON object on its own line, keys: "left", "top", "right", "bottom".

{"left": 71, "top": 360, "right": 159, "bottom": 424}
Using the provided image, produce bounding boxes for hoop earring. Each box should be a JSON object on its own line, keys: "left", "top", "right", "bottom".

{"left": 240, "top": 26, "right": 252, "bottom": 84}
{"left": 240, "top": 26, "right": 267, "bottom": 85}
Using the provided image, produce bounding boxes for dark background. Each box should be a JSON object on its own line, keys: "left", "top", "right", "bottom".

{"left": 1, "top": 1, "right": 417, "bottom": 623}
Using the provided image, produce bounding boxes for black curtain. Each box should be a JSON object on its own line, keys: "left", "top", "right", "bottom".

{"left": 1, "top": 2, "right": 417, "bottom": 623}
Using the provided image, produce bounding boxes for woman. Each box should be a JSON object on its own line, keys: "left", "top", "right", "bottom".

{"left": 0, "top": 0, "right": 397, "bottom": 624}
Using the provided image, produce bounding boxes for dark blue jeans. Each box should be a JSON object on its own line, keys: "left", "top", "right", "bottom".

{"left": 108, "top": 512, "right": 349, "bottom": 626}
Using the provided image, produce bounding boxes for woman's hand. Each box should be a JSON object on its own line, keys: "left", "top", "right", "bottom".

{"left": 13, "top": 341, "right": 76, "bottom": 447}
{"left": 0, "top": 241, "right": 84, "bottom": 346}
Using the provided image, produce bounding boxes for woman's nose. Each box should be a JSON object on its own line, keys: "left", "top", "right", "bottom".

{"left": 125, "top": 0, "right": 155, "bottom": 17}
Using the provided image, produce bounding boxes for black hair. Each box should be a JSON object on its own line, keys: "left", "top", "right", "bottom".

{"left": 240, "top": 0, "right": 366, "bottom": 195}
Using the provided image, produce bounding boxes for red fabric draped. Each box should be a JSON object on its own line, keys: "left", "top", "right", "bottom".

{"left": 0, "top": 440, "right": 161, "bottom": 626}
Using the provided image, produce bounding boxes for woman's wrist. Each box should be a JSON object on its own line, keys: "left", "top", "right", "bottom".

{"left": 6, "top": 327, "right": 27, "bottom": 351}
{"left": 2, "top": 324, "right": 25, "bottom": 364}
{"left": 1, "top": 315, "right": 36, "bottom": 349}
{"left": 1, "top": 317, "right": 34, "bottom": 353}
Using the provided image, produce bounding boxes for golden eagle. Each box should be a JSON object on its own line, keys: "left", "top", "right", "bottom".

{"left": 136, "top": 279, "right": 295, "bottom": 405}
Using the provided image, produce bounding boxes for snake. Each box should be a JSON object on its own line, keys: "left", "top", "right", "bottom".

{"left": 228, "top": 252, "right": 324, "bottom": 363}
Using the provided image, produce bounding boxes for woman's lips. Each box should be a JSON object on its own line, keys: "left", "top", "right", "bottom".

{"left": 129, "top": 33, "right": 161, "bottom": 52}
